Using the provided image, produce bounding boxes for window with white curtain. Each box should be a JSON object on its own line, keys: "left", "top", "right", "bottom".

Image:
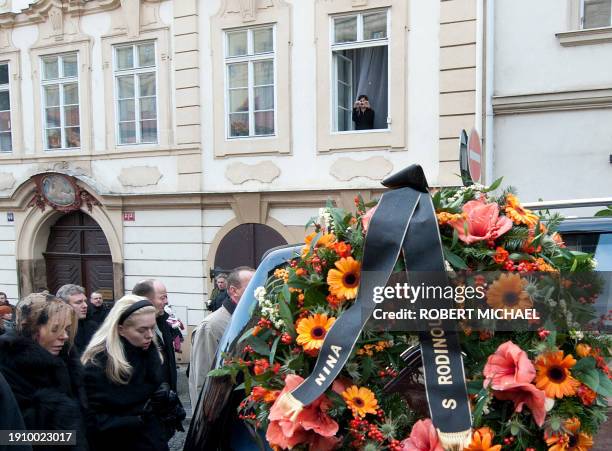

{"left": 41, "top": 53, "right": 80, "bottom": 150}
{"left": 225, "top": 25, "right": 276, "bottom": 138}
{"left": 582, "top": 0, "right": 612, "bottom": 28}
{"left": 113, "top": 42, "right": 158, "bottom": 145}
{"left": 331, "top": 10, "right": 389, "bottom": 132}
{"left": 0, "top": 63, "right": 11, "bottom": 152}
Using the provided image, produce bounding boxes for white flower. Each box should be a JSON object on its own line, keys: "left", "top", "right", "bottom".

{"left": 254, "top": 286, "right": 266, "bottom": 302}
{"left": 545, "top": 397, "right": 555, "bottom": 412}
{"left": 569, "top": 330, "right": 584, "bottom": 340}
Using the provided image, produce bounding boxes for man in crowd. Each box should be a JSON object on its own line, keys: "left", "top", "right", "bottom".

{"left": 0, "top": 292, "right": 14, "bottom": 334}
{"left": 87, "top": 291, "right": 110, "bottom": 325}
{"left": 132, "top": 278, "right": 184, "bottom": 438}
{"left": 56, "top": 284, "right": 97, "bottom": 354}
{"left": 208, "top": 273, "right": 228, "bottom": 312}
{"left": 189, "top": 266, "right": 254, "bottom": 407}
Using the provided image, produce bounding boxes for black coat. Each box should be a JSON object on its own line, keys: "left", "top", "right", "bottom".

{"left": 352, "top": 107, "right": 375, "bottom": 130}
{"left": 210, "top": 290, "right": 228, "bottom": 312}
{"left": 0, "top": 371, "right": 32, "bottom": 451}
{"left": 87, "top": 304, "right": 110, "bottom": 326}
{"left": 0, "top": 332, "right": 88, "bottom": 451}
{"left": 157, "top": 313, "right": 177, "bottom": 391}
{"left": 83, "top": 340, "right": 169, "bottom": 451}
{"left": 74, "top": 319, "right": 98, "bottom": 355}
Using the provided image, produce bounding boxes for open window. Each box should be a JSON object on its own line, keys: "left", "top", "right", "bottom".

{"left": 331, "top": 10, "right": 389, "bottom": 132}
{"left": 0, "top": 63, "right": 11, "bottom": 152}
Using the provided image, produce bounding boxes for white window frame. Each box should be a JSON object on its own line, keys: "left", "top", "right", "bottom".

{"left": 0, "top": 62, "right": 11, "bottom": 153}
{"left": 112, "top": 41, "right": 159, "bottom": 146}
{"left": 329, "top": 9, "right": 390, "bottom": 134}
{"left": 580, "top": 0, "right": 612, "bottom": 28}
{"left": 40, "top": 52, "right": 81, "bottom": 151}
{"left": 223, "top": 25, "right": 277, "bottom": 140}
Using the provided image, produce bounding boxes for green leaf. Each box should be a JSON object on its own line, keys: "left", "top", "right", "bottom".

{"left": 573, "top": 357, "right": 596, "bottom": 373}
{"left": 248, "top": 335, "right": 271, "bottom": 356}
{"left": 451, "top": 228, "right": 458, "bottom": 250}
{"left": 594, "top": 206, "right": 612, "bottom": 217}
{"left": 238, "top": 327, "right": 256, "bottom": 344}
{"left": 208, "top": 367, "right": 232, "bottom": 377}
{"left": 269, "top": 336, "right": 280, "bottom": 365}
{"left": 444, "top": 248, "right": 469, "bottom": 270}
{"left": 510, "top": 424, "right": 519, "bottom": 436}
{"left": 485, "top": 176, "right": 503, "bottom": 192}
{"left": 576, "top": 368, "right": 600, "bottom": 392}
{"left": 361, "top": 357, "right": 374, "bottom": 383}
{"left": 278, "top": 296, "right": 296, "bottom": 336}
{"left": 596, "top": 371, "right": 612, "bottom": 397}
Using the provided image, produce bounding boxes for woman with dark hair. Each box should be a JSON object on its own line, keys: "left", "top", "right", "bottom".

{"left": 0, "top": 293, "right": 89, "bottom": 450}
{"left": 352, "top": 94, "right": 375, "bottom": 130}
{"left": 82, "top": 295, "right": 184, "bottom": 451}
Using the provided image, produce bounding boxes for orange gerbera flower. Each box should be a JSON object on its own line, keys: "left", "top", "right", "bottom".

{"left": 486, "top": 273, "right": 533, "bottom": 311}
{"left": 332, "top": 241, "right": 352, "bottom": 258}
{"left": 296, "top": 313, "right": 335, "bottom": 351}
{"left": 535, "top": 351, "right": 580, "bottom": 399}
{"left": 546, "top": 417, "right": 593, "bottom": 451}
{"left": 327, "top": 257, "right": 361, "bottom": 301}
{"left": 505, "top": 194, "right": 539, "bottom": 227}
{"left": 302, "top": 232, "right": 336, "bottom": 256}
{"left": 465, "top": 427, "right": 501, "bottom": 451}
{"left": 341, "top": 385, "right": 378, "bottom": 418}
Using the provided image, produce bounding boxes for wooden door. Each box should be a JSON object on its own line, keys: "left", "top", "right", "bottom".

{"left": 214, "top": 223, "right": 287, "bottom": 272}
{"left": 44, "top": 211, "right": 114, "bottom": 300}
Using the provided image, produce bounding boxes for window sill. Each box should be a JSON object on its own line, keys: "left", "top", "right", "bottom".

{"left": 556, "top": 27, "right": 612, "bottom": 47}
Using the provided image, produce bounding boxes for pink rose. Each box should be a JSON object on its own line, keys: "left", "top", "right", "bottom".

{"left": 450, "top": 199, "right": 512, "bottom": 244}
{"left": 483, "top": 341, "right": 546, "bottom": 427}
{"left": 401, "top": 419, "right": 444, "bottom": 451}
{"left": 361, "top": 205, "right": 378, "bottom": 233}
{"left": 267, "top": 374, "right": 339, "bottom": 450}
{"left": 484, "top": 341, "right": 536, "bottom": 389}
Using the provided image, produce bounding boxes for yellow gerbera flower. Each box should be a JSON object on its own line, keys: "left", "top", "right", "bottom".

{"left": 327, "top": 257, "right": 361, "bottom": 301}
{"left": 302, "top": 232, "right": 336, "bottom": 257}
{"left": 505, "top": 194, "right": 539, "bottom": 227}
{"left": 486, "top": 273, "right": 533, "bottom": 311}
{"left": 341, "top": 385, "right": 378, "bottom": 418}
{"left": 535, "top": 351, "right": 580, "bottom": 399}
{"left": 296, "top": 313, "right": 335, "bottom": 351}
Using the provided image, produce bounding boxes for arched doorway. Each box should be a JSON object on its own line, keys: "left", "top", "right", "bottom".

{"left": 214, "top": 223, "right": 287, "bottom": 271}
{"left": 44, "top": 211, "right": 114, "bottom": 300}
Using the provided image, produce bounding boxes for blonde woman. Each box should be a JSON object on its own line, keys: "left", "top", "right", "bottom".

{"left": 0, "top": 293, "right": 89, "bottom": 450}
{"left": 82, "top": 295, "right": 183, "bottom": 451}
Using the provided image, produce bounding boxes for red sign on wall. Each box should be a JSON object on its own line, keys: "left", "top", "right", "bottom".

{"left": 467, "top": 128, "right": 482, "bottom": 184}
{"left": 123, "top": 211, "right": 135, "bottom": 222}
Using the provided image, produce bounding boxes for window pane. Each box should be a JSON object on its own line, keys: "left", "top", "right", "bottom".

{"left": 140, "top": 120, "right": 157, "bottom": 143}
{"left": 229, "top": 89, "right": 248, "bottom": 112}
{"left": 338, "top": 82, "right": 350, "bottom": 109}
{"left": 363, "top": 12, "right": 387, "bottom": 40}
{"left": 116, "top": 46, "right": 134, "bottom": 70}
{"left": 117, "top": 76, "right": 135, "bottom": 99}
{"left": 43, "top": 56, "right": 59, "bottom": 79}
{"left": 0, "top": 111, "right": 10, "bottom": 131}
{"left": 334, "top": 16, "right": 357, "bottom": 43}
{"left": 44, "top": 85, "right": 60, "bottom": 106}
{"left": 337, "top": 56, "right": 351, "bottom": 83}
{"left": 119, "top": 122, "right": 136, "bottom": 144}
{"left": 64, "top": 105, "right": 79, "bottom": 126}
{"left": 62, "top": 54, "right": 78, "bottom": 77}
{"left": 46, "top": 129, "right": 61, "bottom": 148}
{"left": 254, "top": 86, "right": 274, "bottom": 110}
{"left": 0, "top": 132, "right": 11, "bottom": 152}
{"left": 254, "top": 111, "right": 274, "bottom": 135}
{"left": 45, "top": 108, "right": 61, "bottom": 128}
{"left": 139, "top": 73, "right": 156, "bottom": 97}
{"left": 227, "top": 31, "right": 248, "bottom": 57}
{"left": 0, "top": 91, "right": 9, "bottom": 110}
{"left": 228, "top": 63, "right": 248, "bottom": 88}
{"left": 584, "top": 0, "right": 612, "bottom": 28}
{"left": 65, "top": 127, "right": 80, "bottom": 148}
{"left": 0, "top": 64, "right": 8, "bottom": 85}
{"left": 253, "top": 27, "right": 273, "bottom": 53}
{"left": 253, "top": 60, "right": 273, "bottom": 85}
{"left": 63, "top": 83, "right": 79, "bottom": 104}
{"left": 140, "top": 97, "right": 156, "bottom": 120}
{"left": 119, "top": 99, "right": 135, "bottom": 121}
{"left": 229, "top": 113, "right": 249, "bottom": 137}
{"left": 138, "top": 43, "right": 155, "bottom": 67}
{"left": 338, "top": 108, "right": 350, "bottom": 132}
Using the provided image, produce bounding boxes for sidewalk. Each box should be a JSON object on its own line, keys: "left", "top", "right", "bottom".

{"left": 168, "top": 364, "right": 191, "bottom": 451}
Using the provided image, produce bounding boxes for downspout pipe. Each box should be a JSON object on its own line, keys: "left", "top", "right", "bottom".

{"left": 484, "top": 0, "right": 495, "bottom": 183}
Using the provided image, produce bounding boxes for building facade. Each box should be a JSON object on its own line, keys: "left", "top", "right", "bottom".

{"left": 0, "top": 0, "right": 484, "bottom": 352}
{"left": 490, "top": 0, "right": 612, "bottom": 211}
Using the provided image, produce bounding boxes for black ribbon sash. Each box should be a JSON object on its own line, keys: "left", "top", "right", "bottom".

{"left": 284, "top": 165, "right": 472, "bottom": 449}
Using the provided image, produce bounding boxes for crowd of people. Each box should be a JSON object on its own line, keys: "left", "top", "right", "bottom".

{"left": 0, "top": 266, "right": 257, "bottom": 451}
